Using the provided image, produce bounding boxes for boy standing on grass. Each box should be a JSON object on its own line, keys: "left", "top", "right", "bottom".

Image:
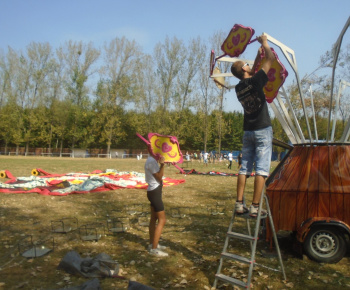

{"left": 230, "top": 34, "right": 274, "bottom": 218}
{"left": 144, "top": 148, "right": 168, "bottom": 257}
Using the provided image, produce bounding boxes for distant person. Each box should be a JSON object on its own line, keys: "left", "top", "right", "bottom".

{"left": 144, "top": 148, "right": 168, "bottom": 257}
{"left": 227, "top": 152, "right": 233, "bottom": 169}
{"left": 230, "top": 34, "right": 274, "bottom": 218}
{"left": 238, "top": 152, "right": 242, "bottom": 170}
{"left": 203, "top": 151, "right": 209, "bottom": 166}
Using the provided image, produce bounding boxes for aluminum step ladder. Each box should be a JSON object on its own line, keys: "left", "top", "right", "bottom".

{"left": 213, "top": 187, "right": 286, "bottom": 289}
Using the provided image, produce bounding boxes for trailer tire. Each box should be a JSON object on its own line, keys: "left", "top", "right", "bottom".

{"left": 303, "top": 226, "right": 347, "bottom": 263}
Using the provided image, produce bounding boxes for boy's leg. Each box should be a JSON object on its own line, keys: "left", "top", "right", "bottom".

{"left": 151, "top": 209, "right": 166, "bottom": 249}
{"left": 149, "top": 206, "right": 157, "bottom": 245}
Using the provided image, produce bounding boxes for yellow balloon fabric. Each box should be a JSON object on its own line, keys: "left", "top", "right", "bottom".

{"left": 31, "top": 169, "right": 39, "bottom": 176}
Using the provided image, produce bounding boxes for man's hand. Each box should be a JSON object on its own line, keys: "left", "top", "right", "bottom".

{"left": 257, "top": 34, "right": 268, "bottom": 44}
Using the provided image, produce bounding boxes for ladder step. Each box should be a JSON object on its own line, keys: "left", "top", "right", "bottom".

{"left": 221, "top": 252, "right": 253, "bottom": 264}
{"left": 227, "top": 231, "right": 255, "bottom": 241}
{"left": 236, "top": 212, "right": 268, "bottom": 220}
{"left": 215, "top": 273, "right": 247, "bottom": 288}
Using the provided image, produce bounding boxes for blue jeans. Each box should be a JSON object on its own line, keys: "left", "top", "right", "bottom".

{"left": 239, "top": 126, "right": 273, "bottom": 177}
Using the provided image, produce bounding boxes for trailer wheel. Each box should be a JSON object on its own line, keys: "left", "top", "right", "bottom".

{"left": 303, "top": 226, "right": 347, "bottom": 263}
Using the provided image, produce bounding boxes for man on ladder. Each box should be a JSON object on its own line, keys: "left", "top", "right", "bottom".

{"left": 230, "top": 34, "right": 275, "bottom": 217}
{"left": 214, "top": 32, "right": 286, "bottom": 290}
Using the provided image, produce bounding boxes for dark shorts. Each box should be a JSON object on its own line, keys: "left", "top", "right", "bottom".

{"left": 147, "top": 184, "right": 164, "bottom": 212}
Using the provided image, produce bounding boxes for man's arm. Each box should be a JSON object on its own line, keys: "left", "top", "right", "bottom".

{"left": 257, "top": 34, "right": 275, "bottom": 74}
{"left": 251, "top": 47, "right": 262, "bottom": 73}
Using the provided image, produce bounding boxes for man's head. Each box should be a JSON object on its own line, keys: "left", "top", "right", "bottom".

{"left": 231, "top": 61, "right": 251, "bottom": 80}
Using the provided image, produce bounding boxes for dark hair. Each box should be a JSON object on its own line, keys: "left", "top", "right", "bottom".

{"left": 231, "top": 61, "right": 244, "bottom": 80}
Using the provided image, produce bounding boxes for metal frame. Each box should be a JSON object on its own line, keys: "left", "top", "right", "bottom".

{"left": 334, "top": 80, "right": 350, "bottom": 142}
{"left": 276, "top": 87, "right": 304, "bottom": 143}
{"left": 327, "top": 16, "right": 350, "bottom": 142}
{"left": 308, "top": 86, "right": 319, "bottom": 142}
{"left": 264, "top": 33, "right": 311, "bottom": 142}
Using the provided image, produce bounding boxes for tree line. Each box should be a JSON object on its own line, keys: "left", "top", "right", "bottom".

{"left": 0, "top": 34, "right": 349, "bottom": 155}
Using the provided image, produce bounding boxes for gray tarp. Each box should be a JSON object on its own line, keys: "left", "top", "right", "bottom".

{"left": 128, "top": 281, "right": 154, "bottom": 290}
{"left": 57, "top": 251, "right": 119, "bottom": 278}
{"left": 57, "top": 278, "right": 101, "bottom": 290}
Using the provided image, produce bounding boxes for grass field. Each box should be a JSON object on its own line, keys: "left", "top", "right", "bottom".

{"left": 0, "top": 156, "right": 349, "bottom": 289}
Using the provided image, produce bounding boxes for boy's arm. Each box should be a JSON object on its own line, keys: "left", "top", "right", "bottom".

{"left": 152, "top": 156, "right": 165, "bottom": 183}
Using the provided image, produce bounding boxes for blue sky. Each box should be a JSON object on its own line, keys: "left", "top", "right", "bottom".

{"left": 0, "top": 0, "right": 349, "bottom": 111}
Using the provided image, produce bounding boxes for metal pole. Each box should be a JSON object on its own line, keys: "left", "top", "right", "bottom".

{"left": 264, "top": 33, "right": 311, "bottom": 142}
{"left": 326, "top": 17, "right": 350, "bottom": 142}
{"left": 309, "top": 86, "right": 318, "bottom": 142}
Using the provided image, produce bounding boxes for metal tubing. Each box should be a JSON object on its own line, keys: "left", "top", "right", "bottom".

{"left": 327, "top": 17, "right": 350, "bottom": 142}
{"left": 309, "top": 86, "right": 318, "bottom": 142}
{"left": 264, "top": 33, "right": 312, "bottom": 142}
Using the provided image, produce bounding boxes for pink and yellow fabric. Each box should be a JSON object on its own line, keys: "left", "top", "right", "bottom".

{"left": 137, "top": 133, "right": 183, "bottom": 163}
{"left": 137, "top": 133, "right": 185, "bottom": 174}
{"left": 148, "top": 133, "right": 183, "bottom": 163}
{"left": 254, "top": 47, "right": 288, "bottom": 103}
{"left": 221, "top": 24, "right": 255, "bottom": 57}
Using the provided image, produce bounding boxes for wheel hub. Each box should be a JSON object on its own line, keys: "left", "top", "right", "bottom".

{"left": 312, "top": 232, "right": 336, "bottom": 256}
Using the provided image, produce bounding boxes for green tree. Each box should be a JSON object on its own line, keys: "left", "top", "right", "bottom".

{"left": 95, "top": 37, "right": 142, "bottom": 153}
{"left": 60, "top": 40, "right": 100, "bottom": 149}
{"left": 154, "top": 36, "right": 186, "bottom": 119}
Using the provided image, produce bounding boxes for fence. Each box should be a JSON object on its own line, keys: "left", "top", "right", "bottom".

{"left": 0, "top": 147, "right": 148, "bottom": 159}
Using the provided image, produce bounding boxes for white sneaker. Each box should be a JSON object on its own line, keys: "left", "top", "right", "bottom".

{"left": 149, "top": 248, "right": 168, "bottom": 257}
{"left": 235, "top": 202, "right": 248, "bottom": 214}
{"left": 249, "top": 204, "right": 267, "bottom": 218}
{"left": 148, "top": 244, "right": 167, "bottom": 251}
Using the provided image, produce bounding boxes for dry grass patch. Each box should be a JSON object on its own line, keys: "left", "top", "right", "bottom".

{"left": 0, "top": 156, "right": 349, "bottom": 289}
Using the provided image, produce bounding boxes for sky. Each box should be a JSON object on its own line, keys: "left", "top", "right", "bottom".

{"left": 0, "top": 0, "right": 349, "bottom": 112}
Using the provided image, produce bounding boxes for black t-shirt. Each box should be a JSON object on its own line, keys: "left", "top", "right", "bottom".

{"left": 235, "top": 69, "right": 271, "bottom": 131}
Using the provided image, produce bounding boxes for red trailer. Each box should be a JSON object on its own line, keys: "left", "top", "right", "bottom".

{"left": 266, "top": 143, "right": 350, "bottom": 263}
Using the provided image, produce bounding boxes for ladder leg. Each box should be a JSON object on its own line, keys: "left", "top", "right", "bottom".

{"left": 264, "top": 194, "right": 287, "bottom": 280}
{"left": 246, "top": 185, "right": 266, "bottom": 289}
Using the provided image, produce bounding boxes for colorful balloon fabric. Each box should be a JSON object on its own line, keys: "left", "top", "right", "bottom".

{"left": 221, "top": 24, "right": 255, "bottom": 57}
{"left": 137, "top": 133, "right": 183, "bottom": 164}
{"left": 0, "top": 168, "right": 185, "bottom": 196}
{"left": 254, "top": 47, "right": 288, "bottom": 103}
